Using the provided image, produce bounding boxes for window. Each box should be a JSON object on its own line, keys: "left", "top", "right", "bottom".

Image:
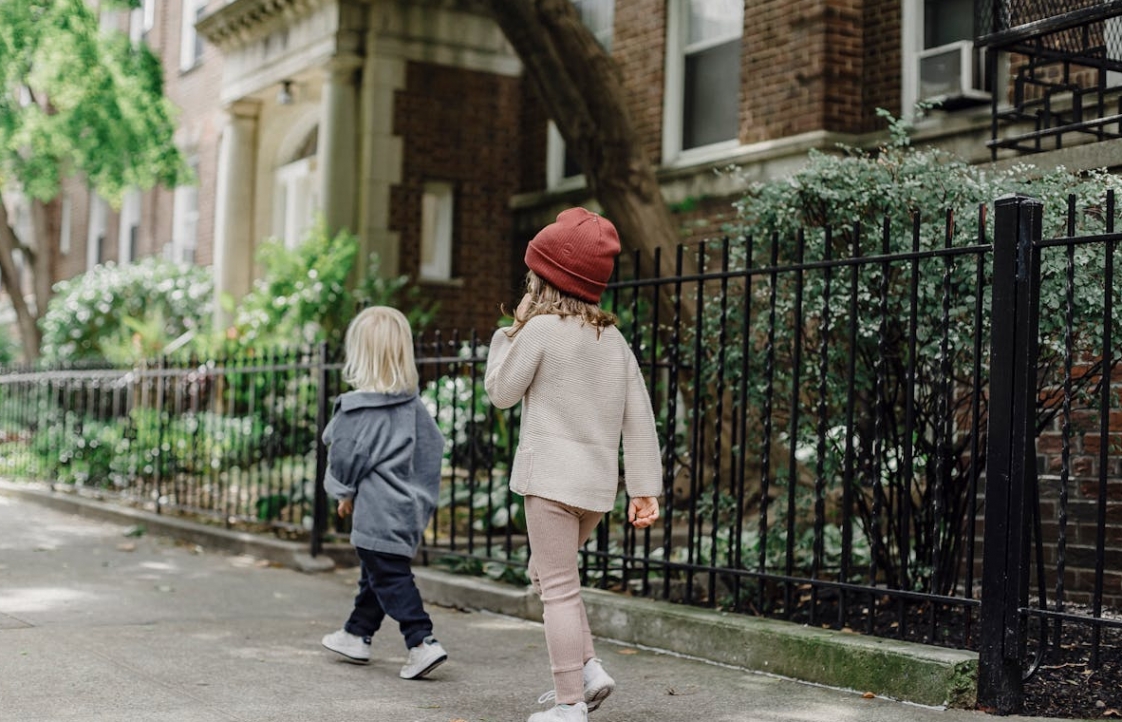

{"left": 419, "top": 182, "right": 454, "bottom": 282}
{"left": 170, "top": 161, "right": 199, "bottom": 264}
{"left": 59, "top": 193, "right": 72, "bottom": 256}
{"left": 130, "top": 0, "right": 155, "bottom": 45}
{"left": 273, "top": 158, "right": 318, "bottom": 250}
{"left": 87, "top": 194, "right": 108, "bottom": 270}
{"left": 180, "top": 0, "right": 205, "bottom": 71}
{"left": 902, "top": 0, "right": 988, "bottom": 116}
{"left": 547, "top": 0, "right": 615, "bottom": 189}
{"left": 663, "top": 0, "right": 743, "bottom": 161}
{"left": 118, "top": 189, "right": 141, "bottom": 265}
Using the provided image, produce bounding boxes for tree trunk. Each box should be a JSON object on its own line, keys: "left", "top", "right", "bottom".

{"left": 30, "top": 198, "right": 54, "bottom": 320}
{"left": 0, "top": 192, "right": 43, "bottom": 361}
{"left": 481, "top": 0, "right": 685, "bottom": 268}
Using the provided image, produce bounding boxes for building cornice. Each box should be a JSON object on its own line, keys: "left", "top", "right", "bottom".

{"left": 197, "top": 0, "right": 341, "bottom": 51}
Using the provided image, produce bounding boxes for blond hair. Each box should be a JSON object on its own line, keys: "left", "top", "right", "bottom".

{"left": 342, "top": 306, "right": 419, "bottom": 394}
{"left": 508, "top": 270, "right": 617, "bottom": 336}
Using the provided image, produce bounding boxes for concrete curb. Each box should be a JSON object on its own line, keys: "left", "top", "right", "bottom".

{"left": 413, "top": 566, "right": 977, "bottom": 709}
{"left": 0, "top": 481, "right": 978, "bottom": 709}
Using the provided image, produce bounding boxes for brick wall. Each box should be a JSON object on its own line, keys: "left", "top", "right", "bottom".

{"left": 863, "top": 0, "right": 902, "bottom": 127}
{"left": 614, "top": 0, "right": 666, "bottom": 163}
{"left": 392, "top": 61, "right": 525, "bottom": 335}
{"left": 154, "top": 0, "right": 224, "bottom": 268}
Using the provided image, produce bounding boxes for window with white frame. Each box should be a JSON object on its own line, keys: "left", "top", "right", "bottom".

{"left": 130, "top": 0, "right": 155, "bottom": 45}
{"left": 180, "top": 0, "right": 205, "bottom": 71}
{"left": 546, "top": 0, "right": 615, "bottom": 189}
{"left": 170, "top": 161, "right": 199, "bottom": 264}
{"left": 87, "top": 194, "right": 108, "bottom": 270}
{"left": 118, "top": 189, "right": 141, "bottom": 265}
{"left": 59, "top": 193, "right": 72, "bottom": 256}
{"left": 663, "top": 0, "right": 743, "bottom": 161}
{"left": 420, "top": 182, "right": 454, "bottom": 282}
{"left": 272, "top": 157, "right": 319, "bottom": 250}
{"left": 902, "top": 0, "right": 988, "bottom": 117}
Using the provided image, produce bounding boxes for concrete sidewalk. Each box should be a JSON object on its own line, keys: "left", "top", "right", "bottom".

{"left": 0, "top": 491, "right": 1052, "bottom": 722}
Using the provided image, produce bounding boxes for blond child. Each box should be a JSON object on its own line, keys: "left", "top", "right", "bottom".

{"left": 320, "top": 306, "right": 448, "bottom": 680}
{"left": 485, "top": 208, "right": 662, "bottom": 722}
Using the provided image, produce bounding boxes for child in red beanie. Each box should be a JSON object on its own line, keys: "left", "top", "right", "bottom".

{"left": 485, "top": 207, "right": 663, "bottom": 722}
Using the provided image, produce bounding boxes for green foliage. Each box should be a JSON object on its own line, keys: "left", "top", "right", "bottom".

{"left": 229, "top": 220, "right": 436, "bottom": 350}
{"left": 421, "top": 342, "right": 513, "bottom": 472}
{"left": 434, "top": 546, "right": 530, "bottom": 586}
{"left": 716, "top": 109, "right": 1122, "bottom": 594}
{"left": 32, "top": 412, "right": 130, "bottom": 487}
{"left": 0, "top": 0, "right": 189, "bottom": 202}
{"left": 39, "top": 257, "right": 213, "bottom": 363}
{"left": 0, "top": 326, "right": 18, "bottom": 366}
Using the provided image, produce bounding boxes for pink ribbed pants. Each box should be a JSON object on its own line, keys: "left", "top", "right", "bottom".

{"left": 524, "top": 495, "right": 603, "bottom": 705}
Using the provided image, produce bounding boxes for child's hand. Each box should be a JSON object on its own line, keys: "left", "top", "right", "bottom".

{"left": 628, "top": 496, "right": 660, "bottom": 529}
{"left": 337, "top": 499, "right": 353, "bottom": 518}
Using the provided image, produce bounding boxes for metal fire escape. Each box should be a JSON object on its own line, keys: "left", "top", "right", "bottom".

{"left": 976, "top": 0, "right": 1122, "bottom": 158}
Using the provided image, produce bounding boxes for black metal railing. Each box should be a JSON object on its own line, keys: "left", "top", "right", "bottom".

{"left": 977, "top": 0, "right": 1122, "bottom": 157}
{"left": 979, "top": 194, "right": 1122, "bottom": 713}
{"left": 0, "top": 196, "right": 1119, "bottom": 714}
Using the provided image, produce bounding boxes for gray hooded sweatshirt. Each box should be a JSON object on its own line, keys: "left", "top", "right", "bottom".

{"left": 322, "top": 391, "right": 445, "bottom": 557}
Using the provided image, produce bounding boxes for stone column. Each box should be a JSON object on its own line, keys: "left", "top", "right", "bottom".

{"left": 319, "top": 54, "right": 363, "bottom": 238}
{"left": 212, "top": 99, "right": 260, "bottom": 333}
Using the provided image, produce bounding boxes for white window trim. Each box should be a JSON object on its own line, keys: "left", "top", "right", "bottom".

{"left": 130, "top": 0, "right": 155, "bottom": 45}
{"left": 662, "top": 0, "right": 743, "bottom": 167}
{"left": 171, "top": 161, "right": 199, "bottom": 264}
{"left": 901, "top": 0, "right": 922, "bottom": 120}
{"left": 118, "top": 189, "right": 141, "bottom": 265}
{"left": 272, "top": 156, "right": 318, "bottom": 250}
{"left": 59, "top": 193, "right": 72, "bottom": 256}
{"left": 87, "top": 194, "right": 107, "bottom": 271}
{"left": 179, "top": 0, "right": 201, "bottom": 71}
{"left": 546, "top": 123, "right": 588, "bottom": 191}
{"left": 420, "top": 182, "right": 455, "bottom": 282}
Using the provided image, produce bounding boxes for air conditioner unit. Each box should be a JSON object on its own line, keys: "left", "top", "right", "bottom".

{"left": 917, "top": 39, "right": 990, "bottom": 107}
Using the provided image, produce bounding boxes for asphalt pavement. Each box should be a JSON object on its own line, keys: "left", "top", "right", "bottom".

{"left": 0, "top": 492, "right": 1061, "bottom": 722}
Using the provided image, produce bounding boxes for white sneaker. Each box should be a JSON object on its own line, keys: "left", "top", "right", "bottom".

{"left": 528, "top": 702, "right": 588, "bottom": 722}
{"left": 321, "top": 629, "right": 371, "bottom": 664}
{"left": 399, "top": 636, "right": 447, "bottom": 679}
{"left": 581, "top": 658, "right": 615, "bottom": 712}
{"left": 538, "top": 658, "right": 615, "bottom": 713}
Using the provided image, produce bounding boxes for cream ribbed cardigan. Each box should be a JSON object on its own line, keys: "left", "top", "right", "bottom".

{"left": 484, "top": 315, "right": 663, "bottom": 512}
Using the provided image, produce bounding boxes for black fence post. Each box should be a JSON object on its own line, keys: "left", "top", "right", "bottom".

{"left": 311, "top": 342, "right": 331, "bottom": 558}
{"left": 978, "top": 194, "right": 1043, "bottom": 714}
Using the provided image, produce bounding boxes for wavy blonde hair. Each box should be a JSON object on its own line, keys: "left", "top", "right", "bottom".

{"left": 507, "top": 270, "right": 617, "bottom": 337}
{"left": 342, "top": 306, "right": 419, "bottom": 393}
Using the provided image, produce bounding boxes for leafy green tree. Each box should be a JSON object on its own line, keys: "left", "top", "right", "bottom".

{"left": 0, "top": 0, "right": 189, "bottom": 360}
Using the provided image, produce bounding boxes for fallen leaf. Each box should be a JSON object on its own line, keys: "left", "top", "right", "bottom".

{"left": 617, "top": 649, "right": 639, "bottom": 655}
{"left": 862, "top": 692, "right": 876, "bottom": 699}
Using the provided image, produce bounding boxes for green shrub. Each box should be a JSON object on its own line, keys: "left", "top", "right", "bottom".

{"left": 228, "top": 220, "right": 436, "bottom": 351}
{"left": 39, "top": 257, "right": 213, "bottom": 363}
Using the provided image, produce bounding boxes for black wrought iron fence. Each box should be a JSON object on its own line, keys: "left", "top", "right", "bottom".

{"left": 0, "top": 196, "right": 1119, "bottom": 716}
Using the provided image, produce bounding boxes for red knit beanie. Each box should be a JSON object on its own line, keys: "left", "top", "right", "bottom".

{"left": 524, "top": 207, "right": 620, "bottom": 303}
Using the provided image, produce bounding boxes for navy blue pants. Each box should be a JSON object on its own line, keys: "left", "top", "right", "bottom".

{"left": 343, "top": 548, "right": 433, "bottom": 650}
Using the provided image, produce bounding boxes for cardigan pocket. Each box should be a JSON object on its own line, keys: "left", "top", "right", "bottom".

{"left": 510, "top": 447, "right": 534, "bottom": 496}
